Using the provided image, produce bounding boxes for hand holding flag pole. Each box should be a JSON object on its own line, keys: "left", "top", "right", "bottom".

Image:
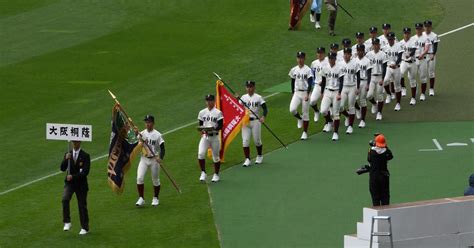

{"left": 108, "top": 90, "right": 182, "bottom": 194}
{"left": 212, "top": 73, "right": 288, "bottom": 149}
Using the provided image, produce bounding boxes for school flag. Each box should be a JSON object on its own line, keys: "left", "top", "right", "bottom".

{"left": 213, "top": 80, "right": 249, "bottom": 161}
{"left": 107, "top": 104, "right": 141, "bottom": 193}
{"left": 289, "top": 0, "right": 312, "bottom": 30}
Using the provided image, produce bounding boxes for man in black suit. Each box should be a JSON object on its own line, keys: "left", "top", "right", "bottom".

{"left": 60, "top": 140, "right": 90, "bottom": 235}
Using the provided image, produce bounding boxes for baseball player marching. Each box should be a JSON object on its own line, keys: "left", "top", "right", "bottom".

{"left": 365, "top": 26, "right": 378, "bottom": 52}
{"left": 366, "top": 38, "right": 388, "bottom": 121}
{"left": 423, "top": 20, "right": 439, "bottom": 96}
{"left": 414, "top": 22, "right": 431, "bottom": 101}
{"left": 382, "top": 32, "right": 403, "bottom": 111}
{"left": 239, "top": 81, "right": 268, "bottom": 167}
{"left": 310, "top": 47, "right": 328, "bottom": 123}
{"left": 135, "top": 115, "right": 165, "bottom": 207}
{"left": 399, "top": 27, "right": 418, "bottom": 105}
{"left": 289, "top": 51, "right": 314, "bottom": 140}
{"left": 197, "top": 94, "right": 223, "bottom": 183}
{"left": 352, "top": 32, "right": 369, "bottom": 58}
{"left": 354, "top": 44, "right": 371, "bottom": 128}
{"left": 320, "top": 51, "right": 345, "bottom": 141}
{"left": 340, "top": 47, "right": 360, "bottom": 134}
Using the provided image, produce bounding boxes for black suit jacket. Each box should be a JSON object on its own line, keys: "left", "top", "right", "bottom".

{"left": 60, "top": 149, "right": 91, "bottom": 190}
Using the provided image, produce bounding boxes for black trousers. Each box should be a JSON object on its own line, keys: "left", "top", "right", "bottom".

{"left": 369, "top": 173, "right": 390, "bottom": 206}
{"left": 62, "top": 184, "right": 89, "bottom": 230}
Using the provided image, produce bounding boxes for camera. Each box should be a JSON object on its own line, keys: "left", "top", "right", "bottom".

{"left": 356, "top": 165, "right": 370, "bottom": 175}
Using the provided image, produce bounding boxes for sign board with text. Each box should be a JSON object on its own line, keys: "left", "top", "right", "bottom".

{"left": 46, "top": 123, "right": 92, "bottom": 141}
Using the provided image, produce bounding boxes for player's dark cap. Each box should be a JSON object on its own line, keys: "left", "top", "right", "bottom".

{"left": 387, "top": 32, "right": 396, "bottom": 40}
{"left": 372, "top": 38, "right": 380, "bottom": 44}
{"left": 415, "top": 23, "right": 424, "bottom": 29}
{"left": 144, "top": 115, "right": 155, "bottom": 122}
{"left": 342, "top": 38, "right": 351, "bottom": 46}
{"left": 355, "top": 32, "right": 364, "bottom": 38}
{"left": 296, "top": 51, "right": 306, "bottom": 58}
{"left": 328, "top": 52, "right": 337, "bottom": 59}
{"left": 403, "top": 27, "right": 411, "bottom": 33}
{"left": 369, "top": 26, "right": 378, "bottom": 33}
{"left": 245, "top": 80, "right": 255, "bottom": 87}
{"left": 316, "top": 47, "right": 326, "bottom": 53}
{"left": 356, "top": 44, "right": 366, "bottom": 51}
{"left": 424, "top": 20, "right": 433, "bottom": 26}
{"left": 343, "top": 47, "right": 352, "bottom": 54}
{"left": 382, "top": 23, "right": 391, "bottom": 29}
{"left": 330, "top": 43, "right": 339, "bottom": 49}
{"left": 205, "top": 94, "right": 215, "bottom": 101}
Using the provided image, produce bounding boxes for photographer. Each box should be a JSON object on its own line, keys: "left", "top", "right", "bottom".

{"left": 357, "top": 134, "right": 394, "bottom": 206}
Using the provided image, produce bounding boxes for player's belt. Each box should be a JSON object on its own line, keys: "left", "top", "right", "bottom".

{"left": 325, "top": 88, "right": 337, "bottom": 92}
{"left": 296, "top": 89, "right": 307, "bottom": 92}
{"left": 145, "top": 155, "right": 156, "bottom": 159}
{"left": 371, "top": 74, "right": 382, "bottom": 76}
{"left": 249, "top": 117, "right": 258, "bottom": 121}
{"left": 207, "top": 132, "right": 218, "bottom": 137}
{"left": 416, "top": 55, "right": 427, "bottom": 60}
{"left": 403, "top": 60, "right": 413, "bottom": 63}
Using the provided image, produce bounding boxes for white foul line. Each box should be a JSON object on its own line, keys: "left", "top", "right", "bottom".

{"left": 439, "top": 23, "right": 474, "bottom": 37}
{"left": 419, "top": 139, "right": 443, "bottom": 152}
{"left": 0, "top": 92, "right": 280, "bottom": 196}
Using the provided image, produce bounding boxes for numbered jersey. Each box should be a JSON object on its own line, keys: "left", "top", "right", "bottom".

{"left": 366, "top": 50, "right": 388, "bottom": 75}
{"left": 289, "top": 65, "right": 313, "bottom": 91}
{"left": 423, "top": 31, "right": 439, "bottom": 54}
{"left": 321, "top": 63, "right": 345, "bottom": 90}
{"left": 140, "top": 129, "right": 164, "bottom": 156}
{"left": 310, "top": 58, "right": 329, "bottom": 84}
{"left": 413, "top": 34, "right": 431, "bottom": 57}
{"left": 341, "top": 59, "right": 359, "bottom": 86}
{"left": 399, "top": 37, "right": 417, "bottom": 62}
{"left": 240, "top": 93, "right": 265, "bottom": 118}
{"left": 382, "top": 42, "right": 402, "bottom": 66}
{"left": 198, "top": 107, "right": 223, "bottom": 129}
{"left": 355, "top": 56, "right": 370, "bottom": 80}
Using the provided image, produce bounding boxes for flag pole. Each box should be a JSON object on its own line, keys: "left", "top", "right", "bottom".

{"left": 108, "top": 90, "right": 182, "bottom": 194}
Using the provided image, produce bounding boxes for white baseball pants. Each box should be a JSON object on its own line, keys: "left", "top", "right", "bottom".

{"left": 242, "top": 120, "right": 262, "bottom": 147}
{"left": 289, "top": 91, "right": 310, "bottom": 121}
{"left": 198, "top": 135, "right": 220, "bottom": 163}
{"left": 340, "top": 85, "right": 357, "bottom": 114}
{"left": 320, "top": 89, "right": 341, "bottom": 120}
{"left": 400, "top": 61, "right": 417, "bottom": 88}
{"left": 137, "top": 157, "right": 160, "bottom": 186}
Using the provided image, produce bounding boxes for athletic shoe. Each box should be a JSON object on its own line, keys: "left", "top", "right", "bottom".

{"left": 346, "top": 126, "right": 353, "bottom": 134}
{"left": 63, "top": 223, "right": 71, "bottom": 231}
{"left": 376, "top": 112, "right": 383, "bottom": 121}
{"left": 135, "top": 197, "right": 145, "bottom": 207}
{"left": 322, "top": 123, "right": 329, "bottom": 132}
{"left": 394, "top": 103, "right": 401, "bottom": 111}
{"left": 344, "top": 118, "right": 349, "bottom": 127}
{"left": 255, "top": 156, "right": 263, "bottom": 165}
{"left": 371, "top": 104, "right": 377, "bottom": 114}
{"left": 301, "top": 132, "right": 308, "bottom": 140}
{"left": 315, "top": 22, "right": 321, "bottom": 29}
{"left": 79, "top": 229, "right": 88, "bottom": 235}
{"left": 297, "top": 119, "right": 303, "bottom": 129}
{"left": 313, "top": 112, "right": 320, "bottom": 122}
{"left": 401, "top": 87, "right": 407, "bottom": 97}
{"left": 385, "top": 96, "right": 391, "bottom": 104}
{"left": 211, "top": 174, "right": 220, "bottom": 183}
{"left": 358, "top": 120, "right": 366, "bottom": 128}
{"left": 332, "top": 132, "right": 339, "bottom": 141}
{"left": 429, "top": 88, "right": 435, "bottom": 96}
{"left": 410, "top": 98, "right": 416, "bottom": 105}
{"left": 151, "top": 197, "right": 159, "bottom": 206}
{"left": 199, "top": 171, "right": 207, "bottom": 182}
{"left": 310, "top": 13, "right": 315, "bottom": 23}
{"left": 355, "top": 109, "right": 361, "bottom": 120}
{"left": 420, "top": 93, "right": 426, "bottom": 101}
{"left": 242, "top": 158, "right": 251, "bottom": 167}
{"left": 391, "top": 94, "right": 396, "bottom": 100}
{"left": 325, "top": 122, "right": 333, "bottom": 132}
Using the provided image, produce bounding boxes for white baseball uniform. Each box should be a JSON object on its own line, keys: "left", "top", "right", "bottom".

{"left": 414, "top": 33, "right": 431, "bottom": 85}
{"left": 337, "top": 50, "right": 344, "bottom": 62}
{"left": 310, "top": 57, "right": 328, "bottom": 106}
{"left": 289, "top": 65, "right": 313, "bottom": 121}
{"left": 197, "top": 107, "right": 223, "bottom": 163}
{"left": 378, "top": 34, "right": 398, "bottom": 48}
{"left": 240, "top": 93, "right": 265, "bottom": 147}
{"left": 355, "top": 55, "right": 371, "bottom": 107}
{"left": 399, "top": 37, "right": 418, "bottom": 87}
{"left": 137, "top": 129, "right": 164, "bottom": 186}
{"left": 366, "top": 49, "right": 388, "bottom": 102}
{"left": 364, "top": 38, "right": 374, "bottom": 51}
{"left": 320, "top": 63, "right": 345, "bottom": 120}
{"left": 382, "top": 42, "right": 403, "bottom": 92}
{"left": 340, "top": 58, "right": 359, "bottom": 114}
{"left": 424, "top": 31, "right": 439, "bottom": 78}
{"left": 352, "top": 43, "right": 369, "bottom": 58}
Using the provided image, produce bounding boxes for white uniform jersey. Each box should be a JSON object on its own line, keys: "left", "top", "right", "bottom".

{"left": 423, "top": 31, "right": 439, "bottom": 54}
{"left": 289, "top": 65, "right": 313, "bottom": 91}
{"left": 140, "top": 129, "right": 164, "bottom": 156}
{"left": 341, "top": 59, "right": 359, "bottom": 86}
{"left": 240, "top": 93, "right": 265, "bottom": 118}
{"left": 321, "top": 63, "right": 345, "bottom": 90}
{"left": 399, "top": 37, "right": 417, "bottom": 61}
{"left": 382, "top": 42, "right": 402, "bottom": 66}
{"left": 413, "top": 33, "right": 431, "bottom": 57}
{"left": 364, "top": 38, "right": 374, "bottom": 51}
{"left": 198, "top": 107, "right": 223, "bottom": 129}
{"left": 366, "top": 50, "right": 388, "bottom": 75}
{"left": 337, "top": 50, "right": 344, "bottom": 62}
{"left": 355, "top": 56, "right": 370, "bottom": 80}
{"left": 378, "top": 34, "right": 398, "bottom": 48}
{"left": 310, "top": 57, "right": 328, "bottom": 83}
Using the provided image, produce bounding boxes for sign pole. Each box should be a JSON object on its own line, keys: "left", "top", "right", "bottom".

{"left": 66, "top": 140, "right": 71, "bottom": 175}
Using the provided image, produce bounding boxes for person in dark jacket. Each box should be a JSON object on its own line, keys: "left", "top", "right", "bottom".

{"left": 367, "top": 134, "right": 393, "bottom": 206}
{"left": 60, "top": 141, "right": 90, "bottom": 235}
{"left": 464, "top": 174, "right": 474, "bottom": 196}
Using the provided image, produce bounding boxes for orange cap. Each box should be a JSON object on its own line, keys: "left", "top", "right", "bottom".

{"left": 375, "top": 134, "right": 386, "bottom": 148}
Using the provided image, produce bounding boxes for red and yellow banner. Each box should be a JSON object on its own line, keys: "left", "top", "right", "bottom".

{"left": 289, "top": 0, "right": 312, "bottom": 30}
